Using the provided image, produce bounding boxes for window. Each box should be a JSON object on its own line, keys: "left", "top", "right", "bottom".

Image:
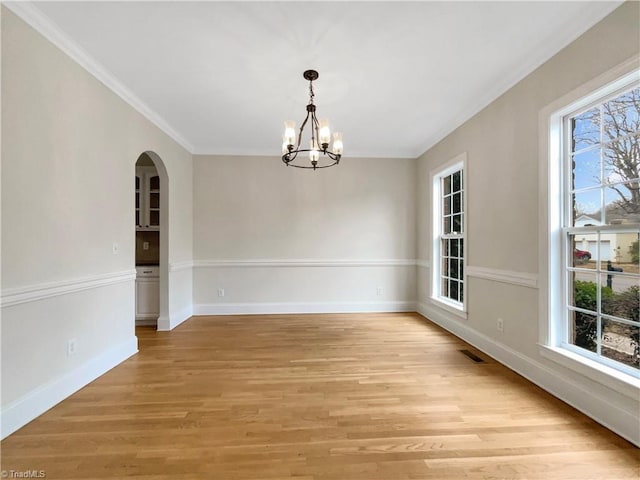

{"left": 551, "top": 71, "right": 639, "bottom": 376}
{"left": 432, "top": 154, "right": 466, "bottom": 313}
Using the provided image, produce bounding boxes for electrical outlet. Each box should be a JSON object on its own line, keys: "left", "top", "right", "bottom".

{"left": 218, "top": 288, "right": 225, "bottom": 297}
{"left": 143, "top": 241, "right": 149, "bottom": 250}
{"left": 376, "top": 287, "right": 383, "bottom": 296}
{"left": 67, "top": 338, "right": 77, "bottom": 356}
{"left": 497, "top": 318, "right": 504, "bottom": 332}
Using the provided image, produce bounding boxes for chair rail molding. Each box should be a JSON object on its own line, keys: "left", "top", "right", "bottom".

{"left": 1, "top": 270, "right": 137, "bottom": 308}
{"left": 466, "top": 266, "right": 538, "bottom": 289}
{"left": 193, "top": 259, "right": 418, "bottom": 268}
{"left": 169, "top": 260, "right": 194, "bottom": 272}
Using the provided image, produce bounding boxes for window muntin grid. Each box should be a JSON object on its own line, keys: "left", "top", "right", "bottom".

{"left": 439, "top": 169, "right": 464, "bottom": 305}
{"left": 564, "top": 85, "right": 640, "bottom": 373}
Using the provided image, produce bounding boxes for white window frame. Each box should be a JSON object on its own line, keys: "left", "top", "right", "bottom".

{"left": 431, "top": 153, "right": 467, "bottom": 318}
{"left": 539, "top": 57, "right": 640, "bottom": 395}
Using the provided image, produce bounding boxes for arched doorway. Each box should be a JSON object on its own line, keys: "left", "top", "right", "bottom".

{"left": 134, "top": 151, "right": 169, "bottom": 330}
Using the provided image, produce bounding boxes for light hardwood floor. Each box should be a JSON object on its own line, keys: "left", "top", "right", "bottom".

{"left": 1, "top": 313, "right": 638, "bottom": 479}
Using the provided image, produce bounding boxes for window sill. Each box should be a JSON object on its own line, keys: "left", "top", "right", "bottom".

{"left": 539, "top": 344, "right": 639, "bottom": 400}
{"left": 431, "top": 296, "right": 467, "bottom": 320}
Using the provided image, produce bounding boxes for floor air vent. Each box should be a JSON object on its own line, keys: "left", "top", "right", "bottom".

{"left": 459, "top": 349, "right": 485, "bottom": 363}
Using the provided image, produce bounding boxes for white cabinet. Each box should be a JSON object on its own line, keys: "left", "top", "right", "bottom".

{"left": 136, "top": 266, "right": 159, "bottom": 321}
{"left": 135, "top": 166, "right": 160, "bottom": 231}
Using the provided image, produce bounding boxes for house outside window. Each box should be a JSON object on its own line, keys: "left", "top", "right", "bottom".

{"left": 432, "top": 154, "right": 466, "bottom": 314}
{"left": 555, "top": 74, "right": 639, "bottom": 375}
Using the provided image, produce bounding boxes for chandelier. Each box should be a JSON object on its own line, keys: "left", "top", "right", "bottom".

{"left": 282, "top": 70, "right": 343, "bottom": 170}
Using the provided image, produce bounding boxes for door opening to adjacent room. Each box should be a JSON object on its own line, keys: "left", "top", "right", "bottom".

{"left": 134, "top": 151, "right": 169, "bottom": 330}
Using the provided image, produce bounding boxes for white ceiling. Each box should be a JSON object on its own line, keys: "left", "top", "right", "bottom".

{"left": 11, "top": 1, "right": 623, "bottom": 158}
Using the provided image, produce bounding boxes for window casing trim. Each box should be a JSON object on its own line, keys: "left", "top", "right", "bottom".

{"left": 539, "top": 56, "right": 640, "bottom": 391}
{"left": 431, "top": 152, "right": 468, "bottom": 315}
{"left": 560, "top": 80, "right": 639, "bottom": 375}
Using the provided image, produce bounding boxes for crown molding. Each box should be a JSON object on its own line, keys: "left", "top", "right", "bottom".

{"left": 4, "top": 1, "right": 195, "bottom": 154}
{"left": 413, "top": 2, "right": 624, "bottom": 159}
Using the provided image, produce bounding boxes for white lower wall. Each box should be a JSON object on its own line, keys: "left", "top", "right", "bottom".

{"left": 193, "top": 261, "right": 416, "bottom": 315}
{"left": 0, "top": 274, "right": 138, "bottom": 439}
{"left": 159, "top": 263, "right": 194, "bottom": 330}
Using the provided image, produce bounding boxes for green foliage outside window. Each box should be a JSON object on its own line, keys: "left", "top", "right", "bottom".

{"left": 630, "top": 240, "right": 639, "bottom": 264}
{"left": 573, "top": 281, "right": 612, "bottom": 351}
{"left": 574, "top": 281, "right": 639, "bottom": 363}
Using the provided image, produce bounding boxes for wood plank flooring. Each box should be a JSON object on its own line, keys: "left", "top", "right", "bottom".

{"left": 1, "top": 313, "right": 638, "bottom": 479}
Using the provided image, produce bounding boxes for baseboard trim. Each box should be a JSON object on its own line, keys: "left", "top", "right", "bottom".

{"left": 156, "top": 306, "right": 193, "bottom": 331}
{"left": 135, "top": 318, "right": 157, "bottom": 327}
{"left": 194, "top": 301, "right": 417, "bottom": 316}
{"left": 157, "top": 315, "right": 170, "bottom": 331}
{"left": 416, "top": 301, "right": 640, "bottom": 447}
{"left": 0, "top": 336, "right": 138, "bottom": 440}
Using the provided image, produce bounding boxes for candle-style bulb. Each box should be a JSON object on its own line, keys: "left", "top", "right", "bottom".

{"left": 319, "top": 119, "right": 331, "bottom": 146}
{"left": 283, "top": 121, "right": 296, "bottom": 147}
{"left": 333, "top": 132, "right": 343, "bottom": 155}
{"left": 309, "top": 139, "right": 320, "bottom": 162}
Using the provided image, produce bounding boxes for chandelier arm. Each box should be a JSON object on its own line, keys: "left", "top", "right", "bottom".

{"left": 297, "top": 110, "right": 312, "bottom": 150}
{"left": 325, "top": 151, "right": 341, "bottom": 161}
{"left": 312, "top": 111, "right": 321, "bottom": 147}
{"left": 287, "top": 150, "right": 299, "bottom": 163}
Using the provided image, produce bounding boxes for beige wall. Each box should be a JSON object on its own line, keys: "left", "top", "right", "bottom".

{"left": 416, "top": 1, "right": 640, "bottom": 445}
{"left": 2, "top": 8, "right": 193, "bottom": 289}
{"left": 193, "top": 155, "right": 417, "bottom": 310}
{"left": 194, "top": 155, "right": 416, "bottom": 260}
{"left": 1, "top": 7, "right": 193, "bottom": 434}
